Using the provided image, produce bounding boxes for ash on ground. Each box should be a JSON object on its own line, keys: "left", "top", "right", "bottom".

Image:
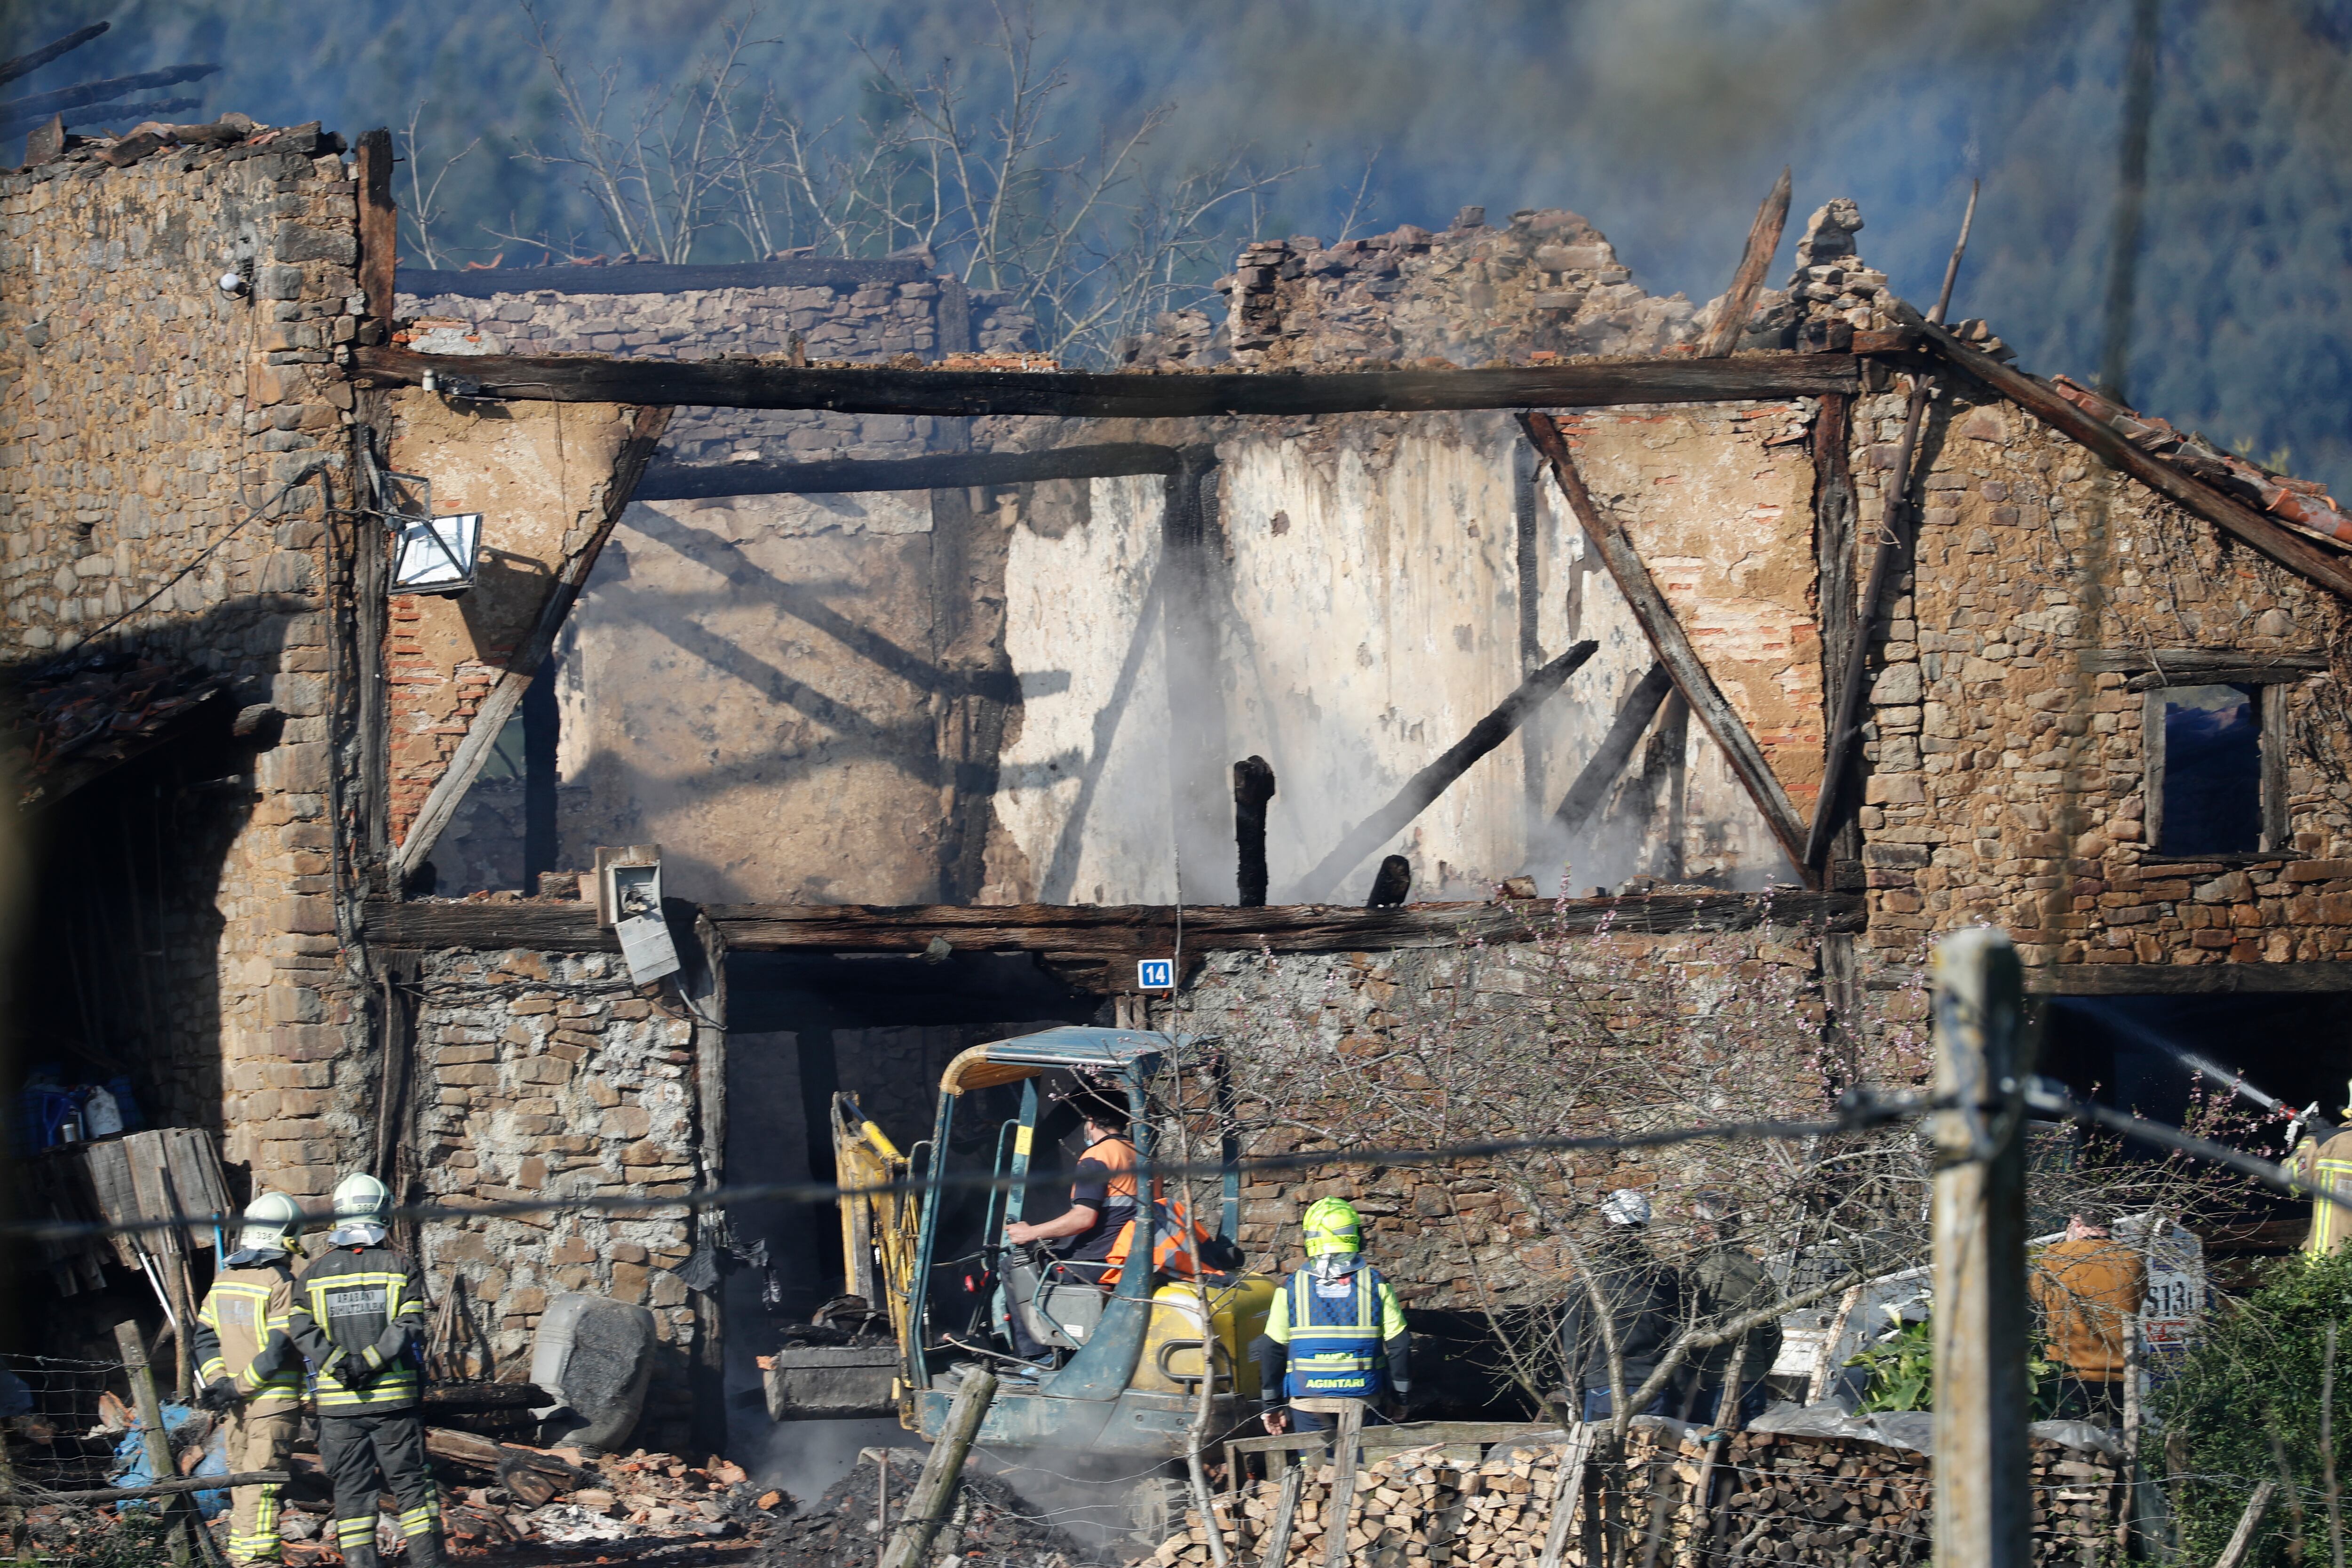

{"left": 761, "top": 1448, "right": 1100, "bottom": 1568}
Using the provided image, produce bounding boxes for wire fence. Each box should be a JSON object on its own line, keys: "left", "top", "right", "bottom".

{"left": 0, "top": 1354, "right": 129, "bottom": 1493}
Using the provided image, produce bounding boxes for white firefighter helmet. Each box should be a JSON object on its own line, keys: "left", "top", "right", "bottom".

{"left": 235, "top": 1191, "right": 305, "bottom": 1256}
{"left": 1600, "top": 1188, "right": 1653, "bottom": 1227}
{"left": 327, "top": 1171, "right": 392, "bottom": 1246}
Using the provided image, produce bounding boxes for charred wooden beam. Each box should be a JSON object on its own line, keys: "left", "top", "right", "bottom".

{"left": 1697, "top": 167, "right": 1793, "bottom": 359}
{"left": 398, "top": 256, "right": 932, "bottom": 301}
{"left": 1521, "top": 413, "right": 1815, "bottom": 880}
{"left": 1811, "top": 391, "right": 1861, "bottom": 878}
{"left": 1, "top": 23, "right": 109, "bottom": 87}
{"left": 350, "top": 345, "right": 1861, "bottom": 419}
{"left": 1552, "top": 662, "right": 1675, "bottom": 832}
{"left": 2030, "top": 962, "right": 2352, "bottom": 996}
{"left": 0, "top": 63, "right": 220, "bottom": 124}
{"left": 636, "top": 443, "right": 1185, "bottom": 500}
{"left": 354, "top": 128, "right": 397, "bottom": 328}
{"left": 1806, "top": 377, "right": 1932, "bottom": 868}
{"left": 360, "top": 888, "right": 1866, "bottom": 957}
{"left": 1233, "top": 756, "right": 1277, "bottom": 908}
{"left": 1288, "top": 640, "right": 1600, "bottom": 903}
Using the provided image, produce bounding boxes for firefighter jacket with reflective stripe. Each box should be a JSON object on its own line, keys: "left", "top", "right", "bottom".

{"left": 1267, "top": 1263, "right": 1406, "bottom": 1399}
{"left": 192, "top": 1260, "right": 302, "bottom": 1412}
{"left": 2301, "top": 1130, "right": 2352, "bottom": 1257}
{"left": 289, "top": 1244, "right": 428, "bottom": 1412}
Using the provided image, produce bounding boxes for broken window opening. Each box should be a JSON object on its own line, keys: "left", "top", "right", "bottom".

{"left": 2146, "top": 681, "right": 2286, "bottom": 857}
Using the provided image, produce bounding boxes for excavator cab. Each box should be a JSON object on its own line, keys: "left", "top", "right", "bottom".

{"left": 763, "top": 1026, "right": 1275, "bottom": 1457}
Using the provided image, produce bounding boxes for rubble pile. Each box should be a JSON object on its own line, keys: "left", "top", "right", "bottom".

{"left": 761, "top": 1448, "right": 1096, "bottom": 1568}
{"left": 421, "top": 1443, "right": 774, "bottom": 1559}
{"left": 1147, "top": 1429, "right": 2121, "bottom": 1568}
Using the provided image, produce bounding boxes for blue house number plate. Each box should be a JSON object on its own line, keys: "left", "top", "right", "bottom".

{"left": 1136, "top": 959, "right": 1175, "bottom": 990}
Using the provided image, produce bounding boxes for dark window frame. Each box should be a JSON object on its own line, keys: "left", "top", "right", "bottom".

{"left": 2140, "top": 672, "right": 2298, "bottom": 860}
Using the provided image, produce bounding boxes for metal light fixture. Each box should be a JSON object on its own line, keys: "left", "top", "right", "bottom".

{"left": 376, "top": 468, "right": 481, "bottom": 596}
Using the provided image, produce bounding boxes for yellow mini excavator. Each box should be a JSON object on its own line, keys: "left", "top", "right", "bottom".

{"left": 762, "top": 1027, "right": 1276, "bottom": 1461}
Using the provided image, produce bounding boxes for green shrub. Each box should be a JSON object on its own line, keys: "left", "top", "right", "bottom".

{"left": 1843, "top": 1307, "right": 2064, "bottom": 1417}
{"left": 2155, "top": 1247, "right": 2352, "bottom": 1568}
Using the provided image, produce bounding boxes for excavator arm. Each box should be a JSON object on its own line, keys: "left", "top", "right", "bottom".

{"left": 760, "top": 1094, "right": 922, "bottom": 1423}
{"left": 833, "top": 1093, "right": 921, "bottom": 1350}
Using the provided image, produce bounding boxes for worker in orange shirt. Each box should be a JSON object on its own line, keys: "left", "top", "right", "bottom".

{"left": 2027, "top": 1212, "right": 2148, "bottom": 1428}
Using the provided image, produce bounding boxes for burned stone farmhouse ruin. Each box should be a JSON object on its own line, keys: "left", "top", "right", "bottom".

{"left": 10, "top": 108, "right": 2352, "bottom": 1455}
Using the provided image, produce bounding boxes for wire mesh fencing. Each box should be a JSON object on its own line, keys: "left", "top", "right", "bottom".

{"left": 0, "top": 1353, "right": 130, "bottom": 1493}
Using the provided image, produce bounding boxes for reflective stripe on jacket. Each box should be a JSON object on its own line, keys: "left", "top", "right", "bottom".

{"left": 1276, "top": 1265, "right": 1391, "bottom": 1400}
{"left": 289, "top": 1244, "right": 428, "bottom": 1412}
{"left": 192, "top": 1261, "right": 302, "bottom": 1411}
{"left": 2303, "top": 1131, "right": 2352, "bottom": 1257}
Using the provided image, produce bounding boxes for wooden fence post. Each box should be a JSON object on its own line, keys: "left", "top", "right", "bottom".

{"left": 114, "top": 1319, "right": 189, "bottom": 1567}
{"left": 1928, "top": 927, "right": 2030, "bottom": 1566}
{"left": 880, "top": 1370, "right": 995, "bottom": 1568}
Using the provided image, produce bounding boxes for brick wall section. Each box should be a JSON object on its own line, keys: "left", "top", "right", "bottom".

{"left": 1845, "top": 387, "right": 2352, "bottom": 966}
{"left": 0, "top": 127, "right": 372, "bottom": 1198}
{"left": 412, "top": 945, "right": 704, "bottom": 1453}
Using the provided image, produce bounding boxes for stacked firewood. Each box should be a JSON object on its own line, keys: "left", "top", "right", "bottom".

{"left": 1143, "top": 1428, "right": 2122, "bottom": 1568}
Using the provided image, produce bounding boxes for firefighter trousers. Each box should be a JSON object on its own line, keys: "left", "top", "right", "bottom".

{"left": 318, "top": 1408, "right": 442, "bottom": 1568}
{"left": 222, "top": 1403, "right": 299, "bottom": 1564}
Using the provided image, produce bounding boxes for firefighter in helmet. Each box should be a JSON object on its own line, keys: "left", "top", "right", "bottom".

{"left": 192, "top": 1193, "right": 306, "bottom": 1565}
{"left": 287, "top": 1173, "right": 440, "bottom": 1568}
{"left": 1252, "top": 1196, "right": 1410, "bottom": 1433}
{"left": 2295, "top": 1082, "right": 2352, "bottom": 1258}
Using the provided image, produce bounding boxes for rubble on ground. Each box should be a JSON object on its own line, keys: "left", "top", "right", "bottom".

{"left": 761, "top": 1447, "right": 1097, "bottom": 1568}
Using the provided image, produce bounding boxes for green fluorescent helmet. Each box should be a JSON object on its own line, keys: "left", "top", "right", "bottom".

{"left": 1303, "top": 1195, "right": 1363, "bottom": 1258}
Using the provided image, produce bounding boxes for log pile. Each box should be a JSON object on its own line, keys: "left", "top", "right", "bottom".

{"left": 1143, "top": 1428, "right": 2122, "bottom": 1568}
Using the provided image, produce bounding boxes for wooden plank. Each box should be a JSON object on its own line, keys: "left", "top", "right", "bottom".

{"left": 1697, "top": 169, "right": 1792, "bottom": 359}
{"left": 2079, "top": 646, "right": 2327, "bottom": 676}
{"left": 397, "top": 256, "right": 930, "bottom": 301}
{"left": 1288, "top": 641, "right": 1599, "bottom": 902}
{"left": 1, "top": 24, "right": 109, "bottom": 88}
{"left": 351, "top": 345, "right": 1861, "bottom": 419}
{"left": 1520, "top": 413, "right": 1815, "bottom": 880}
{"left": 2216, "top": 1479, "right": 2280, "bottom": 1568}
{"left": 1552, "top": 662, "right": 1674, "bottom": 831}
{"left": 353, "top": 129, "right": 396, "bottom": 326}
{"left": 363, "top": 888, "right": 1865, "bottom": 956}
{"left": 636, "top": 443, "right": 1184, "bottom": 500}
{"left": 1536, "top": 1423, "right": 1597, "bottom": 1568}
{"left": 2030, "top": 961, "right": 2352, "bottom": 996}
{"left": 2125, "top": 663, "right": 2316, "bottom": 692}
{"left": 1893, "top": 302, "right": 2352, "bottom": 602}
{"left": 1261, "top": 1460, "right": 1305, "bottom": 1568}
{"left": 391, "top": 404, "right": 672, "bottom": 879}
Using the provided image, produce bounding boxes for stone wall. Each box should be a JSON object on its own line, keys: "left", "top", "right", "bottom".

{"left": 0, "top": 122, "right": 371, "bottom": 1201}
{"left": 1844, "top": 383, "right": 2352, "bottom": 966}
{"left": 408, "top": 944, "right": 706, "bottom": 1453}
{"left": 1163, "top": 926, "right": 1839, "bottom": 1313}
